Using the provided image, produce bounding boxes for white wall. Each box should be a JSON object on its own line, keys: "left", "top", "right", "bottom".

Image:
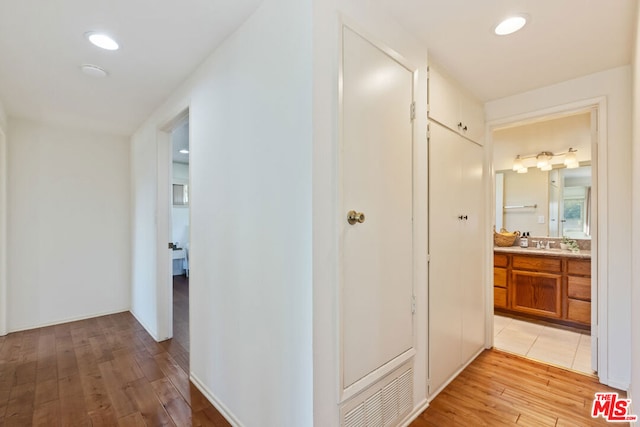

{"left": 130, "top": 0, "right": 313, "bottom": 425}
{"left": 0, "top": 99, "right": 6, "bottom": 130}
{"left": 7, "top": 118, "right": 130, "bottom": 331}
{"left": 312, "top": 1, "right": 429, "bottom": 425}
{"left": 0, "top": 99, "right": 7, "bottom": 336}
{"left": 630, "top": 2, "right": 640, "bottom": 410}
{"left": 493, "top": 112, "right": 591, "bottom": 171}
{"left": 486, "top": 66, "right": 633, "bottom": 389}
{"left": 130, "top": 124, "right": 160, "bottom": 337}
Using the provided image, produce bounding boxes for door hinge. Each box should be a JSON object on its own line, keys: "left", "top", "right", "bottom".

{"left": 411, "top": 294, "right": 416, "bottom": 314}
{"left": 410, "top": 102, "right": 416, "bottom": 121}
{"left": 427, "top": 123, "right": 430, "bottom": 140}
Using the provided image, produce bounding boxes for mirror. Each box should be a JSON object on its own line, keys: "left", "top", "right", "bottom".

{"left": 496, "top": 165, "right": 591, "bottom": 238}
{"left": 493, "top": 110, "right": 593, "bottom": 239}
{"left": 172, "top": 183, "right": 189, "bottom": 206}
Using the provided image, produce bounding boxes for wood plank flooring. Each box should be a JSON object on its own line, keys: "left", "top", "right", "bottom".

{"left": 1, "top": 277, "right": 629, "bottom": 426}
{"left": 411, "top": 349, "right": 629, "bottom": 426}
{"left": 0, "top": 275, "right": 230, "bottom": 426}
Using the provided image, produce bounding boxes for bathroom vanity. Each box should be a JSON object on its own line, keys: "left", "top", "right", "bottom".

{"left": 493, "top": 246, "right": 591, "bottom": 330}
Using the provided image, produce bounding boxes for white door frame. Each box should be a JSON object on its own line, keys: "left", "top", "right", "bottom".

{"left": 156, "top": 108, "right": 190, "bottom": 341}
{"left": 485, "top": 96, "right": 608, "bottom": 383}
{"left": 0, "top": 126, "right": 7, "bottom": 336}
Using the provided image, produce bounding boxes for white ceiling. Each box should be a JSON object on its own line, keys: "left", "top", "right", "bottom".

{"left": 0, "top": 0, "right": 636, "bottom": 136}
{"left": 0, "top": 0, "right": 262, "bottom": 136}
{"left": 380, "top": 0, "right": 637, "bottom": 101}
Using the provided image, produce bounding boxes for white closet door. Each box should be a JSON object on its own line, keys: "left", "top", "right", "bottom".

{"left": 341, "top": 26, "right": 414, "bottom": 388}
{"left": 428, "top": 122, "right": 463, "bottom": 394}
{"left": 460, "top": 140, "right": 485, "bottom": 362}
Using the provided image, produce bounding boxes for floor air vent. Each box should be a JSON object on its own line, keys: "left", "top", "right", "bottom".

{"left": 342, "top": 364, "right": 413, "bottom": 427}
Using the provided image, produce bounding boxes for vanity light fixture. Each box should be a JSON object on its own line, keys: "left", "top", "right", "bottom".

{"left": 85, "top": 32, "right": 120, "bottom": 51}
{"left": 512, "top": 155, "right": 527, "bottom": 173}
{"left": 564, "top": 148, "right": 579, "bottom": 168}
{"left": 512, "top": 148, "right": 578, "bottom": 173}
{"left": 494, "top": 15, "right": 527, "bottom": 36}
{"left": 535, "top": 152, "right": 553, "bottom": 169}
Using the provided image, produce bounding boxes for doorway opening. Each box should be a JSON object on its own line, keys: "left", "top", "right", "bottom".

{"left": 489, "top": 101, "right": 604, "bottom": 379}
{"left": 169, "top": 116, "right": 190, "bottom": 362}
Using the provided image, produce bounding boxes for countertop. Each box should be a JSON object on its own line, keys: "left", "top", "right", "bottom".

{"left": 494, "top": 246, "right": 591, "bottom": 259}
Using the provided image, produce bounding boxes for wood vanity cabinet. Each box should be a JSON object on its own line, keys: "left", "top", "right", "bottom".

{"left": 493, "top": 254, "right": 508, "bottom": 308}
{"left": 493, "top": 251, "right": 591, "bottom": 330}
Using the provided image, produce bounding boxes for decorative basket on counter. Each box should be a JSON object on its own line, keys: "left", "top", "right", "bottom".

{"left": 494, "top": 228, "right": 520, "bottom": 247}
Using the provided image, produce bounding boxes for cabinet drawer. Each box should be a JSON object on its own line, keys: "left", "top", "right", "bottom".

{"left": 494, "top": 268, "right": 507, "bottom": 288}
{"left": 568, "top": 276, "right": 591, "bottom": 301}
{"left": 567, "top": 259, "right": 591, "bottom": 276}
{"left": 567, "top": 299, "right": 591, "bottom": 324}
{"left": 494, "top": 287, "right": 507, "bottom": 308}
{"left": 512, "top": 255, "right": 561, "bottom": 273}
{"left": 494, "top": 253, "right": 508, "bottom": 268}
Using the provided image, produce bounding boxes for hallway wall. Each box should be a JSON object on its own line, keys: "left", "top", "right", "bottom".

{"left": 630, "top": 1, "right": 640, "bottom": 410}
{"left": 130, "top": 0, "right": 313, "bottom": 425}
{"left": 7, "top": 118, "right": 131, "bottom": 331}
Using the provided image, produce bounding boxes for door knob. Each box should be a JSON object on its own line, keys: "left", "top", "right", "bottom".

{"left": 347, "top": 210, "right": 366, "bottom": 225}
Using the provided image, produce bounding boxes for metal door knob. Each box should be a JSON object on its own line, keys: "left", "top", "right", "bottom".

{"left": 347, "top": 210, "right": 365, "bottom": 225}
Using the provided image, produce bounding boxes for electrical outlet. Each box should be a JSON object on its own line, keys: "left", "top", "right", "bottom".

{"left": 538, "top": 215, "right": 545, "bottom": 224}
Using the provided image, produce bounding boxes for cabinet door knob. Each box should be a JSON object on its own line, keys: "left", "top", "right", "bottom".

{"left": 347, "top": 210, "right": 366, "bottom": 225}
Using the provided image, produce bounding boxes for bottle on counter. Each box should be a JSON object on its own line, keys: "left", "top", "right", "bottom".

{"left": 520, "top": 232, "right": 529, "bottom": 248}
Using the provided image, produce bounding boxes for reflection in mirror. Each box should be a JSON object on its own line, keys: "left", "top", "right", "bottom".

{"left": 493, "top": 110, "right": 593, "bottom": 240}
{"left": 496, "top": 165, "right": 591, "bottom": 239}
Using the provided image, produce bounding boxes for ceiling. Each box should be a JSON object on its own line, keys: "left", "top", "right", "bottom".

{"left": 380, "top": 0, "right": 637, "bottom": 101}
{"left": 0, "top": 0, "right": 636, "bottom": 137}
{"left": 0, "top": 0, "right": 262, "bottom": 136}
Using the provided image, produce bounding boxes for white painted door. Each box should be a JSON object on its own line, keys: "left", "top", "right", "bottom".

{"left": 460, "top": 139, "right": 485, "bottom": 362}
{"left": 428, "top": 122, "right": 463, "bottom": 393}
{"left": 341, "top": 26, "right": 414, "bottom": 388}
{"left": 428, "top": 121, "right": 485, "bottom": 393}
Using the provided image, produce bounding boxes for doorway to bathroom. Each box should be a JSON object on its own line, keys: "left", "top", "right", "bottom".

{"left": 490, "top": 101, "right": 603, "bottom": 378}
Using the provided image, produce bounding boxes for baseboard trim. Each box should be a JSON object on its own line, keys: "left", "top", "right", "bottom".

{"left": 605, "top": 377, "right": 630, "bottom": 392}
{"left": 190, "top": 373, "right": 242, "bottom": 427}
{"left": 7, "top": 307, "right": 130, "bottom": 334}
{"left": 399, "top": 397, "right": 429, "bottom": 426}
{"left": 128, "top": 309, "right": 161, "bottom": 342}
{"left": 428, "top": 346, "right": 485, "bottom": 400}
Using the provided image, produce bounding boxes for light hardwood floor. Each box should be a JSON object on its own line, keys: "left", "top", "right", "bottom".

{"left": 1, "top": 281, "right": 627, "bottom": 426}
{"left": 0, "top": 275, "right": 229, "bottom": 426}
{"left": 411, "top": 349, "right": 628, "bottom": 426}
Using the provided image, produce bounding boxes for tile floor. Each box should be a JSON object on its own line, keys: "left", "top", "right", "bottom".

{"left": 493, "top": 314, "right": 594, "bottom": 375}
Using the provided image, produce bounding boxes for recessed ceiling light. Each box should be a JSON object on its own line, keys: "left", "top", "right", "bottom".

{"left": 85, "top": 32, "right": 119, "bottom": 50}
{"left": 494, "top": 16, "right": 527, "bottom": 36}
{"left": 179, "top": 149, "right": 189, "bottom": 154}
{"left": 80, "top": 64, "right": 108, "bottom": 78}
